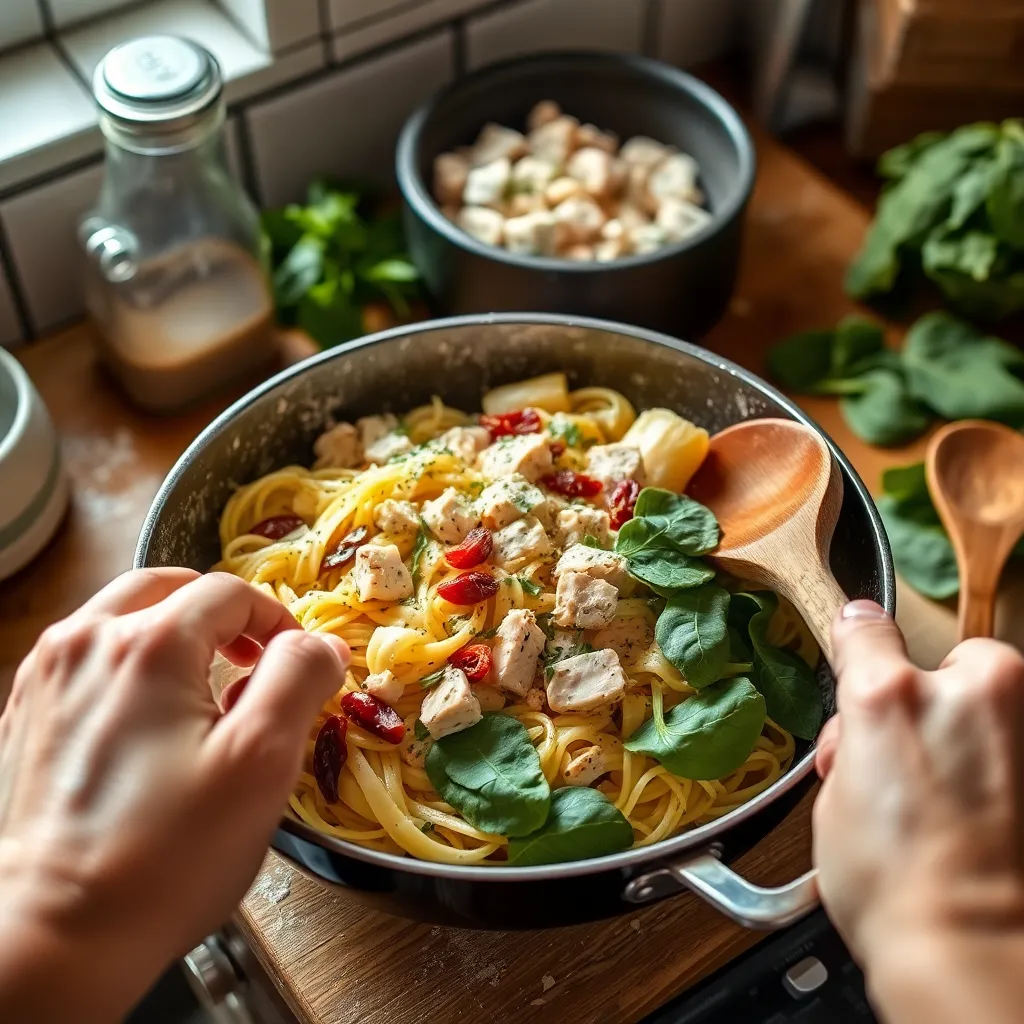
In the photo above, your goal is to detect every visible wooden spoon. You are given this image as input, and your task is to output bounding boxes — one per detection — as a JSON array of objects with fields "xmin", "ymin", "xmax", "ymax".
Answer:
[
  {"xmin": 926, "ymin": 420, "xmax": 1024, "ymax": 641},
  {"xmin": 688, "ymin": 418, "xmax": 847, "ymax": 664}
]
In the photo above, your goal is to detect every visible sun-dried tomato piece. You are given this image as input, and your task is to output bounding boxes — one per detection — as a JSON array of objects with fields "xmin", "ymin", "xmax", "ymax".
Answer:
[
  {"xmin": 479, "ymin": 408, "xmax": 542, "ymax": 440},
  {"xmin": 340, "ymin": 690, "xmax": 406, "ymax": 744},
  {"xmin": 445, "ymin": 527, "xmax": 493, "ymax": 569},
  {"xmin": 540, "ymin": 470, "xmax": 603, "ymax": 499},
  {"xmin": 548, "ymin": 439, "xmax": 567, "ymax": 458},
  {"xmin": 436, "ymin": 570, "xmax": 500, "ymax": 606},
  {"xmin": 449, "ymin": 643, "xmax": 493, "ymax": 682},
  {"xmin": 322, "ymin": 525, "xmax": 368, "ymax": 571},
  {"xmin": 313, "ymin": 715, "xmax": 348, "ymax": 803},
  {"xmin": 250, "ymin": 514, "xmax": 304, "ymax": 540},
  {"xmin": 608, "ymin": 479, "xmax": 641, "ymax": 530}
]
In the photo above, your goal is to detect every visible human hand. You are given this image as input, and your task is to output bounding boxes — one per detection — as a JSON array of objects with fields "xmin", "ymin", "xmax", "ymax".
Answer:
[
  {"xmin": 814, "ymin": 601, "xmax": 1024, "ymax": 1023},
  {"xmin": 0, "ymin": 569, "xmax": 349, "ymax": 1023}
]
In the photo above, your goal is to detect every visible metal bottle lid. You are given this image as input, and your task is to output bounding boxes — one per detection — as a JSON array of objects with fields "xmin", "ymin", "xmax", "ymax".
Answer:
[{"xmin": 93, "ymin": 36, "xmax": 223, "ymax": 134}]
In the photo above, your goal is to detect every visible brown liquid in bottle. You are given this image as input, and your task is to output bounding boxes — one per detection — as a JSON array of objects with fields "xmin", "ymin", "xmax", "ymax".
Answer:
[{"xmin": 90, "ymin": 238, "xmax": 276, "ymax": 412}]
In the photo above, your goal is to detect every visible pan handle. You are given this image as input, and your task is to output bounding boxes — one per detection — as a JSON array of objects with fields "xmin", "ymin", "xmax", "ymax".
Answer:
[{"xmin": 624, "ymin": 851, "xmax": 819, "ymax": 930}]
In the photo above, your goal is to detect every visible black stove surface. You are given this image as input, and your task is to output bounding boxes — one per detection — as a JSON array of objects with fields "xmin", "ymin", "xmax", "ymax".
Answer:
[{"xmin": 642, "ymin": 911, "xmax": 877, "ymax": 1024}]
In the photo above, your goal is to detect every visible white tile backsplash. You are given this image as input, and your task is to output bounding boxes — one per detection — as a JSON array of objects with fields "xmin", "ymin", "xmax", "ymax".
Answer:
[
  {"xmin": 0, "ymin": 1, "xmax": 44, "ymax": 52},
  {"xmin": 330, "ymin": 0, "xmax": 486, "ymax": 63},
  {"xmin": 61, "ymin": 0, "xmax": 324, "ymax": 105},
  {"xmin": 217, "ymin": 0, "xmax": 321, "ymax": 52},
  {"xmin": 329, "ymin": 0, "xmax": 410, "ymax": 32},
  {"xmin": 0, "ymin": 266, "xmax": 23, "ymax": 348},
  {"xmin": 248, "ymin": 28, "xmax": 452, "ymax": 205},
  {"xmin": 657, "ymin": 0, "xmax": 739, "ymax": 68},
  {"xmin": 0, "ymin": 162, "xmax": 103, "ymax": 334},
  {"xmin": 466, "ymin": 0, "xmax": 645, "ymax": 69},
  {"xmin": 47, "ymin": 0, "xmax": 144, "ymax": 29},
  {"xmin": 0, "ymin": 42, "xmax": 99, "ymax": 194}
]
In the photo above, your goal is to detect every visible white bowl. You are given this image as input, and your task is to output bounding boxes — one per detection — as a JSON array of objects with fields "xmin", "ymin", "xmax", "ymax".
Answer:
[{"xmin": 0, "ymin": 346, "xmax": 69, "ymax": 581}]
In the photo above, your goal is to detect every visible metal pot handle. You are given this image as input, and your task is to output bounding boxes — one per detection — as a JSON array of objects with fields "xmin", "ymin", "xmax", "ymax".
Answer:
[{"xmin": 624, "ymin": 852, "xmax": 819, "ymax": 930}]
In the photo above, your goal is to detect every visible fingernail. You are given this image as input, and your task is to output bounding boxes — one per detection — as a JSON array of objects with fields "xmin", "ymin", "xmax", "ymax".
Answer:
[{"xmin": 841, "ymin": 600, "xmax": 888, "ymax": 620}]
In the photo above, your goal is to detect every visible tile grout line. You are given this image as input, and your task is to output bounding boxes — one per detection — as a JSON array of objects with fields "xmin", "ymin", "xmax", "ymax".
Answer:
[{"xmin": 0, "ymin": 217, "xmax": 40, "ymax": 342}]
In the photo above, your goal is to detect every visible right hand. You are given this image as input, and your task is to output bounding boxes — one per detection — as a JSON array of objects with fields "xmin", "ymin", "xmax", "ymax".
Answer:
[{"xmin": 814, "ymin": 601, "xmax": 1024, "ymax": 1021}]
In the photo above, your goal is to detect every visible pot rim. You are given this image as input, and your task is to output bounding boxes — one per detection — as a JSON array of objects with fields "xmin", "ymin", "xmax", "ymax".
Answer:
[
  {"xmin": 395, "ymin": 50, "xmax": 757, "ymax": 275},
  {"xmin": 136, "ymin": 312, "xmax": 895, "ymax": 882}
]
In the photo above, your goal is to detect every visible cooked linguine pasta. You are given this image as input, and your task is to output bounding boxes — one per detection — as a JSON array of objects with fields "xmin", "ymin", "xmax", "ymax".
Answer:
[{"xmin": 214, "ymin": 374, "xmax": 818, "ymax": 866}]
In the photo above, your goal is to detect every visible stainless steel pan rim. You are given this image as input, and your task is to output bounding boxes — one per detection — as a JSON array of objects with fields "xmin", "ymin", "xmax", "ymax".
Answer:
[{"xmin": 135, "ymin": 311, "xmax": 895, "ymax": 888}]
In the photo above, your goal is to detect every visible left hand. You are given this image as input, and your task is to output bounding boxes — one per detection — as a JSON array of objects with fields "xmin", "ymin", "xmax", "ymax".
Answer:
[{"xmin": 0, "ymin": 569, "xmax": 349, "ymax": 1023}]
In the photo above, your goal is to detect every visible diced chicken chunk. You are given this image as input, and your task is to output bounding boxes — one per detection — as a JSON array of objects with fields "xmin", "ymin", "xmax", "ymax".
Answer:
[
  {"xmin": 586, "ymin": 443, "xmax": 646, "ymax": 492},
  {"xmin": 506, "ymin": 192, "xmax": 547, "ymax": 217},
  {"xmin": 477, "ymin": 475, "xmax": 547, "ymax": 530},
  {"xmin": 593, "ymin": 615, "xmax": 654, "ymax": 667},
  {"xmin": 530, "ymin": 493, "xmax": 568, "ymax": 534},
  {"xmin": 457, "ymin": 206, "xmax": 504, "ymax": 246},
  {"xmin": 491, "ymin": 516, "xmax": 552, "ymax": 568},
  {"xmin": 480, "ymin": 433, "xmax": 553, "ymax": 483},
  {"xmin": 360, "ymin": 669, "xmax": 404, "ymax": 706},
  {"xmin": 647, "ymin": 152, "xmax": 703, "ymax": 208},
  {"xmin": 503, "ymin": 211, "xmax": 559, "ymax": 256},
  {"xmin": 556, "ymin": 507, "xmax": 612, "ymax": 549},
  {"xmin": 421, "ymin": 487, "xmax": 479, "ymax": 544},
  {"xmin": 525, "ymin": 687, "xmax": 546, "ymax": 712},
  {"xmin": 433, "ymin": 152, "xmax": 470, "ymax": 206},
  {"xmin": 313, "ymin": 422, "xmax": 362, "ymax": 469},
  {"xmin": 528, "ymin": 115, "xmax": 579, "ymax": 167},
  {"xmin": 420, "ymin": 665, "xmax": 482, "ymax": 739},
  {"xmin": 595, "ymin": 238, "xmax": 624, "ymax": 262},
  {"xmin": 555, "ymin": 544, "xmax": 631, "ymax": 592},
  {"xmin": 527, "ymin": 99, "xmax": 561, "ymax": 132},
  {"xmin": 553, "ymin": 571, "xmax": 618, "ymax": 629},
  {"xmin": 545, "ymin": 175, "xmax": 584, "ymax": 207},
  {"xmin": 618, "ymin": 202, "xmax": 650, "ymax": 233},
  {"xmin": 565, "ymin": 146, "xmax": 615, "ymax": 198},
  {"xmin": 489, "ymin": 608, "xmax": 546, "ymax": 697},
  {"xmin": 547, "ymin": 648, "xmax": 627, "ymax": 713},
  {"xmin": 511, "ymin": 155, "xmax": 558, "ymax": 194},
  {"xmin": 565, "ymin": 244, "xmax": 595, "ymax": 261},
  {"xmin": 575, "ymin": 123, "xmax": 618, "ymax": 154},
  {"xmin": 630, "ymin": 223, "xmax": 672, "ymax": 254},
  {"xmin": 373, "ymin": 499, "xmax": 421, "ymax": 537},
  {"xmin": 620, "ymin": 135, "xmax": 675, "ymax": 169},
  {"xmin": 463, "ymin": 157, "xmax": 511, "ymax": 208},
  {"xmin": 358, "ymin": 414, "xmax": 412, "ymax": 464},
  {"xmin": 353, "ymin": 543, "xmax": 414, "ymax": 602},
  {"xmin": 471, "ymin": 123, "xmax": 527, "ymax": 167},
  {"xmin": 437, "ymin": 425, "xmax": 490, "ymax": 464},
  {"xmin": 656, "ymin": 197, "xmax": 712, "ymax": 242},
  {"xmin": 562, "ymin": 743, "xmax": 616, "ymax": 786},
  {"xmin": 552, "ymin": 195, "xmax": 606, "ymax": 244}
]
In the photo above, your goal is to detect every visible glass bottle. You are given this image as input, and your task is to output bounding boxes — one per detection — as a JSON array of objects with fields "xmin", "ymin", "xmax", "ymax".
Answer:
[{"xmin": 79, "ymin": 36, "xmax": 276, "ymax": 412}]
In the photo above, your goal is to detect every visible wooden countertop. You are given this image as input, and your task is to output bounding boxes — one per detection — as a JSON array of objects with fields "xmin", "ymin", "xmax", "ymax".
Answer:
[{"xmin": 3, "ymin": 119, "xmax": 1022, "ymax": 1024}]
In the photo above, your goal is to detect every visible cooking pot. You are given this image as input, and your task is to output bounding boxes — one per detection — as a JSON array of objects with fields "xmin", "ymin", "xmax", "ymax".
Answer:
[{"xmin": 135, "ymin": 314, "xmax": 894, "ymax": 930}]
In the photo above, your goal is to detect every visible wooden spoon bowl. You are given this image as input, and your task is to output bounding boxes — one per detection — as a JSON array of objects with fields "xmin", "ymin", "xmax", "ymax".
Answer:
[
  {"xmin": 926, "ymin": 420, "xmax": 1024, "ymax": 641},
  {"xmin": 689, "ymin": 418, "xmax": 847, "ymax": 663}
]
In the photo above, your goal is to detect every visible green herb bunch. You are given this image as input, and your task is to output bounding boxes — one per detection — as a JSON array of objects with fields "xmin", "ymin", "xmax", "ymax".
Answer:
[
  {"xmin": 261, "ymin": 180, "xmax": 420, "ymax": 348},
  {"xmin": 769, "ymin": 311, "xmax": 1024, "ymax": 446},
  {"xmin": 847, "ymin": 120, "xmax": 1024, "ymax": 321}
]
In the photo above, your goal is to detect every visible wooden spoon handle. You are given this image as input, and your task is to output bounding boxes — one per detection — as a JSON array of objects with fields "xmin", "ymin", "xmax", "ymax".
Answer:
[
  {"xmin": 958, "ymin": 585, "xmax": 996, "ymax": 641},
  {"xmin": 781, "ymin": 562, "xmax": 848, "ymax": 667}
]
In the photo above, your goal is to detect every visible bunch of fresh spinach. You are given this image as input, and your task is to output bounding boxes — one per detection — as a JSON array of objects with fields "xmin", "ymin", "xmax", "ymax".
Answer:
[
  {"xmin": 769, "ymin": 311, "xmax": 1024, "ymax": 445},
  {"xmin": 614, "ymin": 489, "xmax": 824, "ymax": 777},
  {"xmin": 878, "ymin": 462, "xmax": 1024, "ymax": 599},
  {"xmin": 427, "ymin": 715, "xmax": 634, "ymax": 864},
  {"xmin": 261, "ymin": 180, "xmax": 420, "ymax": 348},
  {"xmin": 846, "ymin": 119, "xmax": 1024, "ymax": 321}
]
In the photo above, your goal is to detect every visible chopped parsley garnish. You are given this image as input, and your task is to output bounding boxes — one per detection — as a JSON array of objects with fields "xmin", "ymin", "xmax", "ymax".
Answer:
[
  {"xmin": 580, "ymin": 533, "xmax": 602, "ymax": 548},
  {"xmin": 419, "ymin": 668, "xmax": 445, "ymax": 689},
  {"xmin": 543, "ymin": 632, "xmax": 594, "ymax": 679},
  {"xmin": 414, "ymin": 719, "xmax": 431, "ymax": 741},
  {"xmin": 410, "ymin": 518, "xmax": 431, "ymax": 586},
  {"xmin": 475, "ymin": 625, "xmax": 500, "ymax": 639},
  {"xmin": 420, "ymin": 821, "xmax": 435, "ymax": 834},
  {"xmin": 549, "ymin": 417, "xmax": 583, "ymax": 448},
  {"xmin": 517, "ymin": 575, "xmax": 544, "ymax": 596}
]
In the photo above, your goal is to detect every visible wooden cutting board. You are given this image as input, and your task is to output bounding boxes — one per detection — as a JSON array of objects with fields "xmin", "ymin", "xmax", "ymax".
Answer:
[{"xmin": 3, "ymin": 117, "xmax": 1021, "ymax": 1024}]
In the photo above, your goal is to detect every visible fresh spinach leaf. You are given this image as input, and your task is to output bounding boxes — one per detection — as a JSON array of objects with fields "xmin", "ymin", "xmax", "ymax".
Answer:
[
  {"xmin": 630, "ymin": 488, "xmax": 720, "ymax": 555},
  {"xmin": 731, "ymin": 592, "xmax": 823, "ymax": 740},
  {"xmin": 414, "ymin": 719, "xmax": 431, "ymax": 741},
  {"xmin": 879, "ymin": 494, "xmax": 959, "ymax": 600},
  {"xmin": 767, "ymin": 317, "xmax": 890, "ymax": 395},
  {"xmin": 655, "ymin": 585, "xmax": 731, "ymax": 689},
  {"xmin": 296, "ymin": 278, "xmax": 363, "ymax": 348},
  {"xmin": 425, "ymin": 714, "xmax": 550, "ymax": 837},
  {"xmin": 506, "ymin": 788, "xmax": 634, "ymax": 865},
  {"xmin": 620, "ymin": 545, "xmax": 716, "ymax": 594},
  {"xmin": 986, "ymin": 128, "xmax": 1024, "ymax": 249},
  {"xmin": 877, "ymin": 130, "xmax": 945, "ymax": 181},
  {"xmin": 839, "ymin": 368, "xmax": 933, "ymax": 446},
  {"xmin": 272, "ymin": 235, "xmax": 324, "ymax": 307},
  {"xmin": 902, "ymin": 312, "xmax": 1024, "ymax": 427},
  {"xmin": 624, "ymin": 678, "xmax": 766, "ymax": 780}
]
